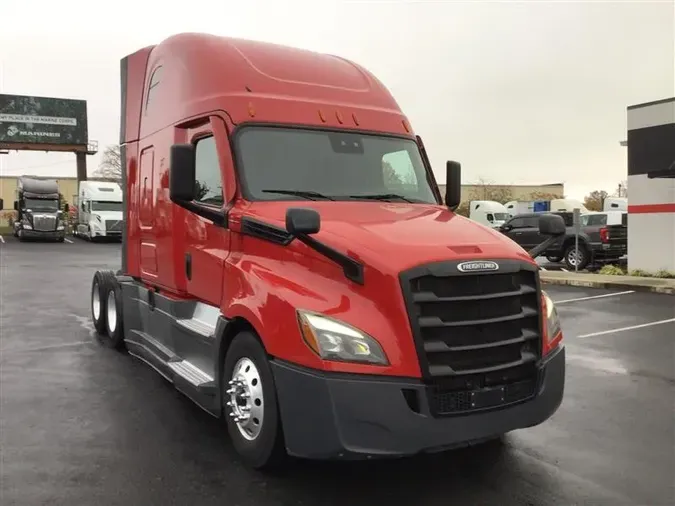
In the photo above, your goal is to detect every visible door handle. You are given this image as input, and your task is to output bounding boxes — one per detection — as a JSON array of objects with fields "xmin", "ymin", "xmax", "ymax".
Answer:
[
  {"xmin": 515, "ymin": 232, "xmax": 523, "ymax": 235},
  {"xmin": 185, "ymin": 253, "xmax": 192, "ymax": 280}
]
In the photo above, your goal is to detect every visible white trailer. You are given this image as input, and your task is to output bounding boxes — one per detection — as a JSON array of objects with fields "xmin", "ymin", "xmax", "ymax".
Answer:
[
  {"xmin": 73, "ymin": 181, "xmax": 123, "ymax": 241},
  {"xmin": 469, "ymin": 200, "xmax": 510, "ymax": 228}
]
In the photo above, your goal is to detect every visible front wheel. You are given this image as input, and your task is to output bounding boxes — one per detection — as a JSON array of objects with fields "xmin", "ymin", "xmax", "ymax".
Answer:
[
  {"xmin": 546, "ymin": 255, "xmax": 563, "ymax": 263},
  {"xmin": 223, "ymin": 331, "xmax": 287, "ymax": 470}
]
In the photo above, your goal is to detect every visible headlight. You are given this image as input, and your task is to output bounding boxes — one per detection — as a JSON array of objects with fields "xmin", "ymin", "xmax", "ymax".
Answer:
[
  {"xmin": 297, "ymin": 310, "xmax": 389, "ymax": 366},
  {"xmin": 542, "ymin": 290, "xmax": 562, "ymax": 349},
  {"xmin": 22, "ymin": 219, "xmax": 32, "ymax": 230}
]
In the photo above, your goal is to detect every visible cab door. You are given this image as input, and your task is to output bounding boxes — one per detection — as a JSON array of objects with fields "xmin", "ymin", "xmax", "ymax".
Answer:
[{"xmin": 181, "ymin": 116, "xmax": 233, "ymax": 306}]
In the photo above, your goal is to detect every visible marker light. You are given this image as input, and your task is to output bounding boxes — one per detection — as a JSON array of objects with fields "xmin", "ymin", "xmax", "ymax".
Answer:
[
  {"xmin": 542, "ymin": 290, "xmax": 563, "ymax": 354},
  {"xmin": 297, "ymin": 310, "xmax": 388, "ymax": 366}
]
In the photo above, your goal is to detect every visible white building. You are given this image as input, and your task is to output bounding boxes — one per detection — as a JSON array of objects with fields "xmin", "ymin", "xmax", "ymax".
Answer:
[{"xmin": 625, "ymin": 97, "xmax": 675, "ymax": 273}]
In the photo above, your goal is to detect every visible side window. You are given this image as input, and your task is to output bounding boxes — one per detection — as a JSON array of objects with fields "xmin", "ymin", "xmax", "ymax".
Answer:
[
  {"xmin": 580, "ymin": 214, "xmax": 590, "ymax": 227},
  {"xmin": 194, "ymin": 136, "xmax": 223, "ymax": 206},
  {"xmin": 523, "ymin": 217, "xmax": 540, "ymax": 228},
  {"xmin": 509, "ymin": 218, "xmax": 526, "ymax": 228},
  {"xmin": 145, "ymin": 66, "xmax": 163, "ymax": 113},
  {"xmin": 587, "ymin": 214, "xmax": 607, "ymax": 226},
  {"xmin": 382, "ymin": 150, "xmax": 418, "ymax": 190}
]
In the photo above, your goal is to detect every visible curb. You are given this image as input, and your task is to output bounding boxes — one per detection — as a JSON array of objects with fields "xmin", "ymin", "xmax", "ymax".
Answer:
[{"xmin": 540, "ymin": 277, "xmax": 675, "ymax": 295}]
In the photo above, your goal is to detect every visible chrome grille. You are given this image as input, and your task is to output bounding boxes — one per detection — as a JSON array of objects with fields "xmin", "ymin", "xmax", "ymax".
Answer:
[
  {"xmin": 400, "ymin": 259, "xmax": 543, "ymax": 416},
  {"xmin": 105, "ymin": 220, "xmax": 123, "ymax": 233},
  {"xmin": 32, "ymin": 215, "xmax": 57, "ymax": 232}
]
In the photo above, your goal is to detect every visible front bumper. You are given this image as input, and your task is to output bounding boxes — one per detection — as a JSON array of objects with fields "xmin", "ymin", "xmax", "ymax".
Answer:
[
  {"xmin": 272, "ymin": 346, "xmax": 565, "ymax": 460},
  {"xmin": 20, "ymin": 229, "xmax": 65, "ymax": 240}
]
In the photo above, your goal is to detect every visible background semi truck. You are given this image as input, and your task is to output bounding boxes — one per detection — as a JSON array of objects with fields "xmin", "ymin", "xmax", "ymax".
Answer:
[
  {"xmin": 89, "ymin": 33, "xmax": 567, "ymax": 470},
  {"xmin": 12, "ymin": 176, "xmax": 67, "ymax": 242},
  {"xmin": 73, "ymin": 181, "xmax": 123, "ymax": 241},
  {"xmin": 469, "ymin": 200, "xmax": 510, "ymax": 228}
]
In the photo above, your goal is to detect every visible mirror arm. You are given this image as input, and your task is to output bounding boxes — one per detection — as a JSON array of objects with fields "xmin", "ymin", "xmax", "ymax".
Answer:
[
  {"xmin": 528, "ymin": 235, "xmax": 561, "ymax": 259},
  {"xmin": 295, "ymin": 234, "xmax": 364, "ymax": 284},
  {"xmin": 172, "ymin": 198, "xmax": 228, "ymax": 227}
]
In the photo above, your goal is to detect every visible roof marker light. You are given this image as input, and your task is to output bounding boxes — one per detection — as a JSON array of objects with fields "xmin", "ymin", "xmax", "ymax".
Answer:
[
  {"xmin": 318, "ymin": 110, "xmax": 326, "ymax": 123},
  {"xmin": 352, "ymin": 113, "xmax": 359, "ymax": 126},
  {"xmin": 336, "ymin": 111, "xmax": 344, "ymax": 124},
  {"xmin": 248, "ymin": 102, "xmax": 256, "ymax": 117},
  {"xmin": 402, "ymin": 119, "xmax": 410, "ymax": 133}
]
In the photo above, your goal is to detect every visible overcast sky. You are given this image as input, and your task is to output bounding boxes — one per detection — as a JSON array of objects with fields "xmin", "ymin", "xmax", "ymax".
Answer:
[{"xmin": 0, "ymin": 0, "xmax": 673, "ymax": 199}]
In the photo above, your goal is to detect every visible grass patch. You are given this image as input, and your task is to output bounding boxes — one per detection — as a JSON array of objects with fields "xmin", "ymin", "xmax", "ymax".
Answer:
[{"xmin": 599, "ymin": 264, "xmax": 675, "ymax": 278}]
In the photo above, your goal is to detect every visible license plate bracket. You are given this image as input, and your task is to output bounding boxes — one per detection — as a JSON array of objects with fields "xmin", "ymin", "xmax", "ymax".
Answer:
[{"xmin": 470, "ymin": 386, "xmax": 506, "ymax": 409}]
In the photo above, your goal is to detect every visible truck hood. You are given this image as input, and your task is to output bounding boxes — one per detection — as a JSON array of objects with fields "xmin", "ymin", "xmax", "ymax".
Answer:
[
  {"xmin": 243, "ymin": 201, "xmax": 534, "ymax": 273},
  {"xmin": 91, "ymin": 211, "xmax": 123, "ymax": 221}
]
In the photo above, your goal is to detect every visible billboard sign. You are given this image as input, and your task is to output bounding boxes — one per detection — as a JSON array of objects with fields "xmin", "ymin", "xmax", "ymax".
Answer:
[{"xmin": 0, "ymin": 94, "xmax": 88, "ymax": 146}]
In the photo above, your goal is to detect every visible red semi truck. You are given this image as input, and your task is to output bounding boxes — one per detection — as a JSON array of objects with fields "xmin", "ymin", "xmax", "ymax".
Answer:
[{"xmin": 90, "ymin": 33, "xmax": 567, "ymax": 469}]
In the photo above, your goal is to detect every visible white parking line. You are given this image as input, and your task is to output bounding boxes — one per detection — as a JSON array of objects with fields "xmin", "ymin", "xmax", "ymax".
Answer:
[
  {"xmin": 64, "ymin": 237, "xmax": 73, "ymax": 244},
  {"xmin": 561, "ymin": 268, "xmax": 569, "ymax": 272},
  {"xmin": 540, "ymin": 266, "xmax": 547, "ymax": 271},
  {"xmin": 577, "ymin": 318, "xmax": 675, "ymax": 339},
  {"xmin": 0, "ymin": 235, "xmax": 4, "ymax": 244},
  {"xmin": 555, "ymin": 290, "xmax": 635, "ymax": 304}
]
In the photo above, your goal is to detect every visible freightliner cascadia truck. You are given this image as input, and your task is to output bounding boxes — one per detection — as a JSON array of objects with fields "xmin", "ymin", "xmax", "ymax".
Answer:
[{"xmin": 90, "ymin": 33, "xmax": 567, "ymax": 470}]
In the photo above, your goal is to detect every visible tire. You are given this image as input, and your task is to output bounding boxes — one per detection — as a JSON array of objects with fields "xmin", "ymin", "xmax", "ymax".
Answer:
[
  {"xmin": 91, "ymin": 270, "xmax": 116, "ymax": 336},
  {"xmin": 57, "ymin": 236, "xmax": 65, "ymax": 243},
  {"xmin": 103, "ymin": 281, "xmax": 126, "ymax": 350},
  {"xmin": 223, "ymin": 331, "xmax": 287, "ymax": 470},
  {"xmin": 563, "ymin": 243, "xmax": 590, "ymax": 270},
  {"xmin": 546, "ymin": 255, "xmax": 563, "ymax": 263}
]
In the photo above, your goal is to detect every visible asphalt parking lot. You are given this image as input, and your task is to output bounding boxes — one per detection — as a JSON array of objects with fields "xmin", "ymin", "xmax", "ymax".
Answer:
[{"xmin": 1, "ymin": 236, "xmax": 673, "ymax": 506}]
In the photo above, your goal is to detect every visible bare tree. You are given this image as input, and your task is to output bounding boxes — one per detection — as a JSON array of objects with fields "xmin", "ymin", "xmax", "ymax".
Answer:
[
  {"xmin": 613, "ymin": 180, "xmax": 627, "ymax": 198},
  {"xmin": 584, "ymin": 190, "xmax": 609, "ymax": 211},
  {"xmin": 467, "ymin": 178, "xmax": 514, "ymax": 204},
  {"xmin": 93, "ymin": 144, "xmax": 122, "ymax": 180}
]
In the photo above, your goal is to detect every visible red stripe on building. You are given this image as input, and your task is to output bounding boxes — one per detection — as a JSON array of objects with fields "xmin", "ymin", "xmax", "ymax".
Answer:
[{"xmin": 628, "ymin": 203, "xmax": 675, "ymax": 214}]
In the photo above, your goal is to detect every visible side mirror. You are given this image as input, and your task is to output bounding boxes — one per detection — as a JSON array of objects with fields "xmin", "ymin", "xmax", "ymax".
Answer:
[
  {"xmin": 500, "ymin": 223, "xmax": 512, "ymax": 232},
  {"xmin": 13, "ymin": 201, "xmax": 18, "ymax": 211},
  {"xmin": 539, "ymin": 214, "xmax": 566, "ymax": 236},
  {"xmin": 445, "ymin": 161, "xmax": 461, "ymax": 210},
  {"xmin": 286, "ymin": 208, "xmax": 320, "ymax": 235},
  {"xmin": 169, "ymin": 144, "xmax": 196, "ymax": 202}
]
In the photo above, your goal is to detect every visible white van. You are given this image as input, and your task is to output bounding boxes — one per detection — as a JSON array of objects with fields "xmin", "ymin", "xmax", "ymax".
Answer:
[
  {"xmin": 73, "ymin": 181, "xmax": 123, "ymax": 241},
  {"xmin": 469, "ymin": 200, "xmax": 510, "ymax": 229}
]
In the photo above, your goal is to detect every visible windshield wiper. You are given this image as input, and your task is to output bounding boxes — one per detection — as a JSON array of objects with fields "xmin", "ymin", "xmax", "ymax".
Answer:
[
  {"xmin": 348, "ymin": 193, "xmax": 417, "ymax": 203},
  {"xmin": 261, "ymin": 189, "xmax": 335, "ymax": 201}
]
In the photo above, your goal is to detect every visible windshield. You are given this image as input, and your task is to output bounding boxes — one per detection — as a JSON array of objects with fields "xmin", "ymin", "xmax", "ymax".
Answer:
[
  {"xmin": 91, "ymin": 200, "xmax": 122, "ymax": 212},
  {"xmin": 235, "ymin": 127, "xmax": 439, "ymax": 204},
  {"xmin": 24, "ymin": 198, "xmax": 59, "ymax": 212},
  {"xmin": 493, "ymin": 213, "xmax": 509, "ymax": 221}
]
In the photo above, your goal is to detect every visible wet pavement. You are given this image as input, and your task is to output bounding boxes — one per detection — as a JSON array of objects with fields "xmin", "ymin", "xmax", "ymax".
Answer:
[{"xmin": 1, "ymin": 237, "xmax": 673, "ymax": 506}]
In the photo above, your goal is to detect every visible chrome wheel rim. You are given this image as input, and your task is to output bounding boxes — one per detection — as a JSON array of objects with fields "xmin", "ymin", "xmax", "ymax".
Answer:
[
  {"xmin": 226, "ymin": 357, "xmax": 264, "ymax": 441},
  {"xmin": 106, "ymin": 290, "xmax": 117, "ymax": 334},
  {"xmin": 92, "ymin": 282, "xmax": 101, "ymax": 321},
  {"xmin": 568, "ymin": 248, "xmax": 584, "ymax": 267}
]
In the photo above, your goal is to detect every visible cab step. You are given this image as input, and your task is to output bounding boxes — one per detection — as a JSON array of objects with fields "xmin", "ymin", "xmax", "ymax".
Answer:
[{"xmin": 167, "ymin": 359, "xmax": 214, "ymax": 389}]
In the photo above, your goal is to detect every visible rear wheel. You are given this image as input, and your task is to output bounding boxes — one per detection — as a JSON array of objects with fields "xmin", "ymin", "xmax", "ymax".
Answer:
[
  {"xmin": 564, "ymin": 243, "xmax": 590, "ymax": 270},
  {"xmin": 91, "ymin": 270, "xmax": 116, "ymax": 336},
  {"xmin": 104, "ymin": 281, "xmax": 125, "ymax": 350},
  {"xmin": 223, "ymin": 331, "xmax": 287, "ymax": 470},
  {"xmin": 546, "ymin": 255, "xmax": 563, "ymax": 263}
]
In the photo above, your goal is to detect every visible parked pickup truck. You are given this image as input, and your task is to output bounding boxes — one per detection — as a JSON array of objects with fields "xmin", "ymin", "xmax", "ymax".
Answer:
[{"xmin": 500, "ymin": 211, "xmax": 627, "ymax": 270}]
